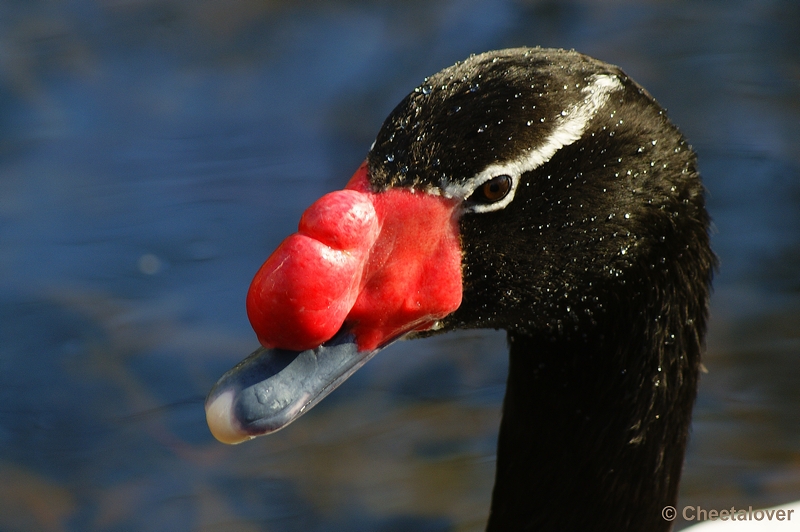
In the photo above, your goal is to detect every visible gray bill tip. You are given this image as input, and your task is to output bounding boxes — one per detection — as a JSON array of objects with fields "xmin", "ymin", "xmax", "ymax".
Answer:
[{"xmin": 205, "ymin": 331, "xmax": 387, "ymax": 445}]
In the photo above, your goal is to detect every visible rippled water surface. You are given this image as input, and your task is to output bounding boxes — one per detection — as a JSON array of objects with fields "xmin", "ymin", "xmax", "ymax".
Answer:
[{"xmin": 1, "ymin": 1, "xmax": 799, "ymax": 530}]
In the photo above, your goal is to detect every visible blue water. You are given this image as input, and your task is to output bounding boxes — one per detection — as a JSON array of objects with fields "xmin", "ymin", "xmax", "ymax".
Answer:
[{"xmin": 1, "ymin": 1, "xmax": 799, "ymax": 530}]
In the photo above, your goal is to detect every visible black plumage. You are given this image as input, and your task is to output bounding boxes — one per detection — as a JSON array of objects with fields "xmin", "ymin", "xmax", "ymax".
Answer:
[
  {"xmin": 208, "ymin": 47, "xmax": 715, "ymax": 532},
  {"xmin": 367, "ymin": 48, "xmax": 714, "ymax": 531}
]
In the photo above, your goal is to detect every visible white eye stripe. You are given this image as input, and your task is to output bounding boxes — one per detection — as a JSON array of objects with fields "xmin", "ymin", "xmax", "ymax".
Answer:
[
  {"xmin": 451, "ymin": 164, "xmax": 523, "ymax": 213},
  {"xmin": 443, "ymin": 73, "xmax": 622, "ymax": 213}
]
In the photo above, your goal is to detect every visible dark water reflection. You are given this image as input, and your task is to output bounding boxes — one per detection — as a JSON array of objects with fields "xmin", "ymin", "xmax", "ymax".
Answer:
[{"xmin": 1, "ymin": 1, "xmax": 799, "ymax": 530}]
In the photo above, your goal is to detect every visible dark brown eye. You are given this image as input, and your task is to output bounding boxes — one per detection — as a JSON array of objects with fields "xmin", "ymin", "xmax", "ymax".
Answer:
[{"xmin": 475, "ymin": 175, "xmax": 512, "ymax": 203}]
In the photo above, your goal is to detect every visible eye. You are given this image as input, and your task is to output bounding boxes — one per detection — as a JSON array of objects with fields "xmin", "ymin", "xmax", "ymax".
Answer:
[{"xmin": 471, "ymin": 175, "xmax": 512, "ymax": 203}]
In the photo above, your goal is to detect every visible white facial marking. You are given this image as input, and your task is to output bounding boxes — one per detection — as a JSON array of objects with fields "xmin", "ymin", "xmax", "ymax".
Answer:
[{"xmin": 445, "ymin": 73, "xmax": 622, "ymax": 213}]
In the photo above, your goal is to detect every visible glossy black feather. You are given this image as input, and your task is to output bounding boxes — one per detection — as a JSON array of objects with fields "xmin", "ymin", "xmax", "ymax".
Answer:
[{"xmin": 367, "ymin": 48, "xmax": 714, "ymax": 531}]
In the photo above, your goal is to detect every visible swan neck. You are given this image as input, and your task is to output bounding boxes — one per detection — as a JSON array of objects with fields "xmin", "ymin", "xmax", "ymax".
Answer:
[{"xmin": 487, "ymin": 324, "xmax": 699, "ymax": 531}]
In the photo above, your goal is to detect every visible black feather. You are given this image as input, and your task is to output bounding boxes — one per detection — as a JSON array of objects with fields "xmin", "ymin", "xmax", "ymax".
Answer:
[{"xmin": 368, "ymin": 48, "xmax": 714, "ymax": 531}]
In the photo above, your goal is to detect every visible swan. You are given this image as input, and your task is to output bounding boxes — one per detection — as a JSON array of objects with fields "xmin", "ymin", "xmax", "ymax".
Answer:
[{"xmin": 203, "ymin": 48, "xmax": 791, "ymax": 531}]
